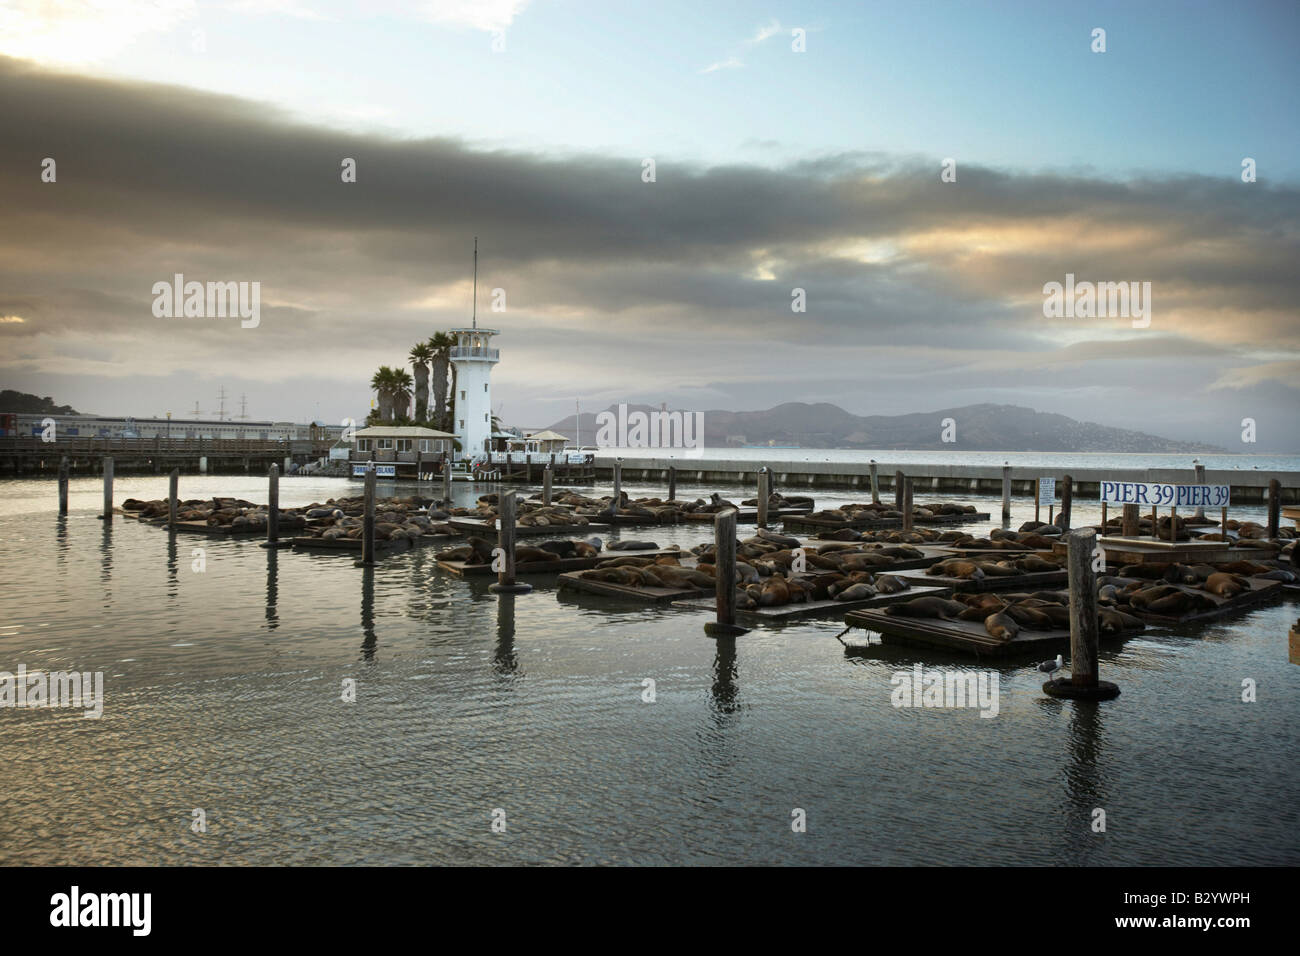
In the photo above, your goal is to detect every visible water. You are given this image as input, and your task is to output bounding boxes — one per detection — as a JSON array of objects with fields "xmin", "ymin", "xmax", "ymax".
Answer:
[{"xmin": 1, "ymin": 473, "xmax": 1297, "ymax": 865}]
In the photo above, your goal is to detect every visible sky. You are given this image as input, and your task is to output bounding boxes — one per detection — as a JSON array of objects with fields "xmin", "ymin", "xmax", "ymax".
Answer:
[{"xmin": 1, "ymin": 0, "xmax": 1298, "ymax": 450}]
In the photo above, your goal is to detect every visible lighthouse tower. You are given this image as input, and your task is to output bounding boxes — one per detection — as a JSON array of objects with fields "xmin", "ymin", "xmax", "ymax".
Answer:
[
  {"xmin": 449, "ymin": 325, "xmax": 498, "ymax": 459},
  {"xmin": 449, "ymin": 238, "xmax": 498, "ymax": 460}
]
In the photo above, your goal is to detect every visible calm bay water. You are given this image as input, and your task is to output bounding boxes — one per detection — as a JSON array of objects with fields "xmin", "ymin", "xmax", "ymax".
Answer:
[{"xmin": 1, "ymin": 471, "xmax": 1297, "ymax": 865}]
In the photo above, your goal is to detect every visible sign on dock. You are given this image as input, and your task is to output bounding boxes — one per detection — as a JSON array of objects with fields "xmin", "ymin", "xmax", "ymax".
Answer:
[
  {"xmin": 1099, "ymin": 481, "xmax": 1229, "ymax": 507},
  {"xmin": 353, "ymin": 464, "xmax": 396, "ymax": 477},
  {"xmin": 1037, "ymin": 478, "xmax": 1055, "ymax": 506}
]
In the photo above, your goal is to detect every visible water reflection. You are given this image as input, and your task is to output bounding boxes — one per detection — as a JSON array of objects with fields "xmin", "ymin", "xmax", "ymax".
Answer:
[
  {"xmin": 264, "ymin": 549, "xmax": 279, "ymax": 631},
  {"xmin": 99, "ymin": 524, "xmax": 112, "ymax": 603},
  {"xmin": 493, "ymin": 592, "xmax": 519, "ymax": 678},
  {"xmin": 1062, "ymin": 700, "xmax": 1108, "ymax": 859},
  {"xmin": 709, "ymin": 636, "xmax": 740, "ymax": 719},
  {"xmin": 166, "ymin": 531, "xmax": 179, "ymax": 599},
  {"xmin": 359, "ymin": 564, "xmax": 376, "ymax": 661},
  {"xmin": 55, "ymin": 515, "xmax": 69, "ymax": 574}
]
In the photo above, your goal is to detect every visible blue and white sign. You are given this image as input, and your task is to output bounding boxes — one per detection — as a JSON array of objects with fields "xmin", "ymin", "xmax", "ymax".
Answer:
[
  {"xmin": 567, "ymin": 453, "xmax": 586, "ymax": 465},
  {"xmin": 353, "ymin": 464, "xmax": 396, "ymax": 477},
  {"xmin": 1099, "ymin": 481, "xmax": 1230, "ymax": 508}
]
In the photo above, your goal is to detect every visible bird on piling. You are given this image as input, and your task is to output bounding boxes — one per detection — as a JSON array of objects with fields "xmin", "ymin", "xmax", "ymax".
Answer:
[{"xmin": 1037, "ymin": 654, "xmax": 1065, "ymax": 683}]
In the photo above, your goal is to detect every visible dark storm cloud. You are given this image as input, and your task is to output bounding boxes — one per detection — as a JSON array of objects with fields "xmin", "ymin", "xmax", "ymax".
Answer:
[{"xmin": 1, "ymin": 55, "xmax": 1297, "ymax": 447}]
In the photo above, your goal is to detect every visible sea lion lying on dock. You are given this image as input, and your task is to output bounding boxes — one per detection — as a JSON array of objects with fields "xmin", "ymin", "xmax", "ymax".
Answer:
[
  {"xmin": 883, "ymin": 596, "xmax": 966, "ymax": 619},
  {"xmin": 1204, "ymin": 572, "xmax": 1251, "ymax": 598}
]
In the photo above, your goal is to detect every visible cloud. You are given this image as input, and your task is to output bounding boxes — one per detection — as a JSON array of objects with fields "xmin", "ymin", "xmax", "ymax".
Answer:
[
  {"xmin": 1208, "ymin": 361, "xmax": 1300, "ymax": 391},
  {"xmin": 699, "ymin": 56, "xmax": 744, "ymax": 74},
  {"xmin": 417, "ymin": 0, "xmax": 531, "ymax": 33},
  {"xmin": 1, "ymin": 55, "xmax": 1297, "ymax": 447},
  {"xmin": 0, "ymin": 0, "xmax": 198, "ymax": 65},
  {"xmin": 746, "ymin": 19, "xmax": 783, "ymax": 45}
]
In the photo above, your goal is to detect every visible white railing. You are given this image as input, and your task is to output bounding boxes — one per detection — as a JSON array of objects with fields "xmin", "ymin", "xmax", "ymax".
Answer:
[{"xmin": 449, "ymin": 346, "xmax": 499, "ymax": 360}]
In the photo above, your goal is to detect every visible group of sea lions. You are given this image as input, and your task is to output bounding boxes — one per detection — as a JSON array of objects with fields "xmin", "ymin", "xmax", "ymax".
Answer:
[
  {"xmin": 801, "ymin": 500, "xmax": 979, "ymax": 526},
  {"xmin": 883, "ymin": 589, "xmax": 1146, "ymax": 642},
  {"xmin": 437, "ymin": 535, "xmax": 607, "ymax": 565},
  {"xmin": 122, "ymin": 496, "xmax": 309, "ymax": 532},
  {"xmin": 925, "ymin": 553, "xmax": 1063, "ymax": 580}
]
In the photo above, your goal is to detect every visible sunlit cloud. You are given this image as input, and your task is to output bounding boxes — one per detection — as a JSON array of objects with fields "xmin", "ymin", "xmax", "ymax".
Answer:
[{"xmin": 0, "ymin": 0, "xmax": 198, "ymax": 65}]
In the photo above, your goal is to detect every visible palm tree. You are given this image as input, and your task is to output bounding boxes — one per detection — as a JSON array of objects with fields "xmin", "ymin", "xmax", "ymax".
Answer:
[
  {"xmin": 428, "ymin": 332, "xmax": 454, "ymax": 428},
  {"xmin": 409, "ymin": 342, "xmax": 433, "ymax": 423},
  {"xmin": 369, "ymin": 366, "xmax": 395, "ymax": 423},
  {"xmin": 390, "ymin": 368, "xmax": 414, "ymax": 422}
]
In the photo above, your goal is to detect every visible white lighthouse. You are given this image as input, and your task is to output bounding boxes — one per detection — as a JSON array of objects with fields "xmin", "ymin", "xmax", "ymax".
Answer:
[
  {"xmin": 449, "ymin": 325, "xmax": 498, "ymax": 459},
  {"xmin": 449, "ymin": 238, "xmax": 499, "ymax": 460}
]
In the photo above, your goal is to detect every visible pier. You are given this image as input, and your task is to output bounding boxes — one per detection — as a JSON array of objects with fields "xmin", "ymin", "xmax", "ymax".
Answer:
[{"xmin": 590, "ymin": 456, "xmax": 1299, "ymax": 504}]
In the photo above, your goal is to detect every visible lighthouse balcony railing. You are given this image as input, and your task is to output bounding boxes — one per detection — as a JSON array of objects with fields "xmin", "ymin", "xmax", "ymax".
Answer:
[{"xmin": 449, "ymin": 346, "xmax": 499, "ymax": 360}]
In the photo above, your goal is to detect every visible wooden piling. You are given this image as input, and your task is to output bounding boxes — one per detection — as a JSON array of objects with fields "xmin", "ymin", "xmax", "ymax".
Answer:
[
  {"xmin": 1267, "ymin": 479, "xmax": 1281, "ymax": 539},
  {"xmin": 58, "ymin": 456, "xmax": 69, "ymax": 515},
  {"xmin": 756, "ymin": 467, "xmax": 770, "ymax": 529},
  {"xmin": 442, "ymin": 452, "xmax": 451, "ymax": 505},
  {"xmin": 1169, "ymin": 506, "xmax": 1177, "ymax": 542},
  {"xmin": 902, "ymin": 477, "xmax": 914, "ymax": 532},
  {"xmin": 542, "ymin": 463, "xmax": 553, "ymax": 506},
  {"xmin": 1060, "ymin": 474, "xmax": 1073, "ymax": 531},
  {"xmin": 1034, "ymin": 479, "xmax": 1041, "ymax": 523},
  {"xmin": 168, "ymin": 468, "xmax": 179, "ymax": 529},
  {"xmin": 361, "ymin": 466, "xmax": 376, "ymax": 566},
  {"xmin": 612, "ymin": 459, "xmax": 623, "ymax": 511},
  {"xmin": 1121, "ymin": 503, "xmax": 1139, "ymax": 538},
  {"xmin": 1045, "ymin": 528, "xmax": 1119, "ymax": 699},
  {"xmin": 868, "ymin": 460, "xmax": 879, "ymax": 505},
  {"xmin": 1193, "ymin": 463, "xmax": 1207, "ymax": 519},
  {"xmin": 1001, "ymin": 465, "xmax": 1011, "ymax": 521},
  {"xmin": 704, "ymin": 508, "xmax": 746, "ymax": 637},
  {"xmin": 101, "ymin": 456, "xmax": 113, "ymax": 522},
  {"xmin": 667, "ymin": 465, "xmax": 677, "ymax": 501},
  {"xmin": 266, "ymin": 463, "xmax": 280, "ymax": 544},
  {"xmin": 490, "ymin": 490, "xmax": 532, "ymax": 594},
  {"xmin": 894, "ymin": 470, "xmax": 904, "ymax": 510}
]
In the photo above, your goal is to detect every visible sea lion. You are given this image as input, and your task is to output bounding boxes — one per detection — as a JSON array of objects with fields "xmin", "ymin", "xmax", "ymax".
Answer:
[
  {"xmin": 1204, "ymin": 572, "xmax": 1250, "ymax": 598},
  {"xmin": 514, "ymin": 547, "xmax": 559, "ymax": 563},
  {"xmin": 873, "ymin": 574, "xmax": 910, "ymax": 594},
  {"xmin": 608, "ymin": 540, "xmax": 658, "ymax": 551},
  {"xmin": 883, "ymin": 597, "xmax": 966, "ymax": 619},
  {"xmin": 927, "ymin": 560, "xmax": 984, "ymax": 580},
  {"xmin": 833, "ymin": 582, "xmax": 877, "ymax": 602},
  {"xmin": 984, "ymin": 611, "xmax": 1019, "ymax": 641},
  {"xmin": 1014, "ymin": 555, "xmax": 1060, "ymax": 574},
  {"xmin": 755, "ymin": 528, "xmax": 800, "ymax": 548}
]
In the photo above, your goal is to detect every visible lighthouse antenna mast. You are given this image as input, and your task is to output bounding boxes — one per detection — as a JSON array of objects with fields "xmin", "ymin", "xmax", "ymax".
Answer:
[{"xmin": 472, "ymin": 236, "xmax": 478, "ymax": 330}]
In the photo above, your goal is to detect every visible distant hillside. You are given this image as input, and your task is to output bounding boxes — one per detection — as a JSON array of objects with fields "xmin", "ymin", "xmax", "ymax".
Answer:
[
  {"xmin": 547, "ymin": 402, "xmax": 1227, "ymax": 454},
  {"xmin": 0, "ymin": 389, "xmax": 80, "ymax": 415}
]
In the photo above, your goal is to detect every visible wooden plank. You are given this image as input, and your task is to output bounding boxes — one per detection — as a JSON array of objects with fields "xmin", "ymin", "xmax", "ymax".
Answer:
[
  {"xmin": 673, "ymin": 584, "xmax": 952, "ymax": 620},
  {"xmin": 447, "ymin": 516, "xmax": 611, "ymax": 537},
  {"xmin": 894, "ymin": 568, "xmax": 1067, "ymax": 593},
  {"xmin": 291, "ymin": 533, "xmax": 454, "ymax": 553},
  {"xmin": 438, "ymin": 547, "xmax": 683, "ymax": 578},
  {"xmin": 556, "ymin": 571, "xmax": 709, "ymax": 603},
  {"xmin": 844, "ymin": 608, "xmax": 1084, "ymax": 658}
]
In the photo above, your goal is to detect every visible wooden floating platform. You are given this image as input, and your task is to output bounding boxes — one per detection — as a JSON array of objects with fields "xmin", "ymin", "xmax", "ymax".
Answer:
[
  {"xmin": 672, "ymin": 584, "xmax": 952, "ymax": 621},
  {"xmin": 844, "ymin": 609, "xmax": 1088, "ymax": 658},
  {"xmin": 446, "ymin": 517, "xmax": 611, "ymax": 537},
  {"xmin": 894, "ymin": 568, "xmax": 1068, "ymax": 593},
  {"xmin": 1118, "ymin": 576, "xmax": 1283, "ymax": 625},
  {"xmin": 806, "ymin": 545, "xmax": 957, "ymax": 572},
  {"xmin": 290, "ymin": 533, "xmax": 455, "ymax": 554},
  {"xmin": 556, "ymin": 571, "xmax": 709, "ymax": 604},
  {"xmin": 782, "ymin": 511, "xmax": 989, "ymax": 533},
  {"xmin": 783, "ymin": 514, "xmax": 903, "ymax": 533},
  {"xmin": 916, "ymin": 512, "xmax": 991, "ymax": 525},
  {"xmin": 679, "ymin": 507, "xmax": 815, "ymax": 524},
  {"xmin": 437, "ymin": 547, "xmax": 683, "ymax": 578},
  {"xmin": 1066, "ymin": 536, "xmax": 1279, "ymax": 566}
]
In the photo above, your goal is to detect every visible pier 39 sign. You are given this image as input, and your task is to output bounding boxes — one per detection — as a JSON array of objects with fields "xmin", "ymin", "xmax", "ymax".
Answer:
[{"xmin": 1100, "ymin": 480, "xmax": 1230, "ymax": 508}]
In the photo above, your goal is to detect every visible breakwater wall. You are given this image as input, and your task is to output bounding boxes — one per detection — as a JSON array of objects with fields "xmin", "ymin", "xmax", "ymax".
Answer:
[{"xmin": 592, "ymin": 457, "xmax": 1299, "ymax": 504}]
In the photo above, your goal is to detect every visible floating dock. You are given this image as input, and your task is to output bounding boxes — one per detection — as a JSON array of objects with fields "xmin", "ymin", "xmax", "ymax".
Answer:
[
  {"xmin": 672, "ymin": 583, "xmax": 951, "ymax": 621},
  {"xmin": 893, "ymin": 567, "xmax": 1068, "ymax": 593},
  {"xmin": 1064, "ymin": 536, "xmax": 1280, "ymax": 565},
  {"xmin": 446, "ymin": 516, "xmax": 611, "ymax": 537},
  {"xmin": 556, "ymin": 572, "xmax": 709, "ymax": 604},
  {"xmin": 438, "ymin": 547, "xmax": 682, "ymax": 577},
  {"xmin": 844, "ymin": 609, "xmax": 1079, "ymax": 657}
]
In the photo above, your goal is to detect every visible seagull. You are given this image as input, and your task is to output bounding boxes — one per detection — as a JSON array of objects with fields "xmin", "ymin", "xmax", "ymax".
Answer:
[{"xmin": 1037, "ymin": 654, "xmax": 1065, "ymax": 683}]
